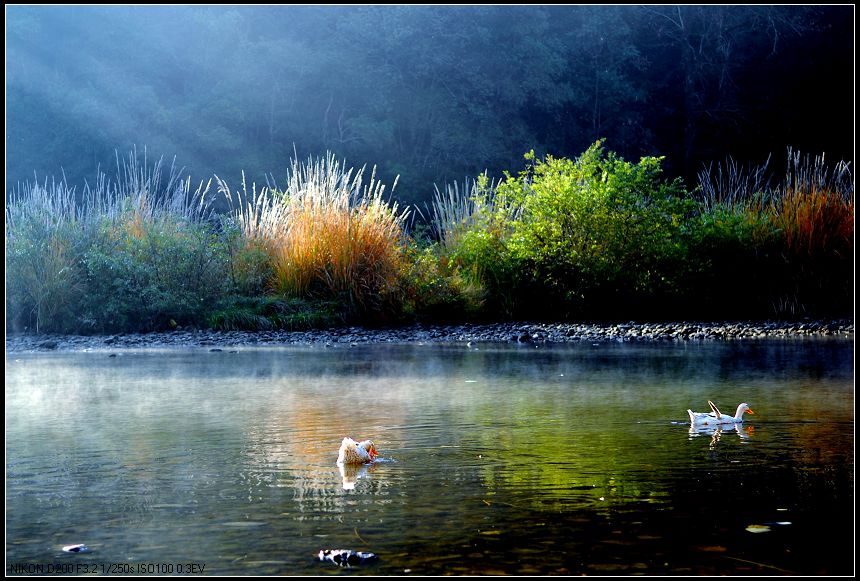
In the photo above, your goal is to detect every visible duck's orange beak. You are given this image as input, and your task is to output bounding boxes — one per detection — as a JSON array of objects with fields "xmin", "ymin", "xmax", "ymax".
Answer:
[
  {"xmin": 369, "ymin": 445, "xmax": 379, "ymax": 459},
  {"xmin": 745, "ymin": 408, "xmax": 755, "ymax": 415}
]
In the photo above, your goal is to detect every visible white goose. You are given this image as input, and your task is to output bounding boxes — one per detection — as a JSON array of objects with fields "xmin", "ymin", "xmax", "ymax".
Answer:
[
  {"xmin": 687, "ymin": 400, "xmax": 755, "ymax": 426},
  {"xmin": 337, "ymin": 437, "xmax": 379, "ymax": 465}
]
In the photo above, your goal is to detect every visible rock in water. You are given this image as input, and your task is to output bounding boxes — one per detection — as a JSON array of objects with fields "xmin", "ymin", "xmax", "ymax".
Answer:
[{"xmin": 318, "ymin": 549, "xmax": 378, "ymax": 567}]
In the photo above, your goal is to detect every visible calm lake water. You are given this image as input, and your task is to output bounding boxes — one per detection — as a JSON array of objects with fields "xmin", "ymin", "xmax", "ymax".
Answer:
[{"xmin": 6, "ymin": 339, "xmax": 854, "ymax": 575}]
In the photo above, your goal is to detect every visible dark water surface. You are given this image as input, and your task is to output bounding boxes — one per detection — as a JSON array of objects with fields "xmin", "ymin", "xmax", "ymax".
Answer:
[{"xmin": 6, "ymin": 339, "xmax": 854, "ymax": 575}]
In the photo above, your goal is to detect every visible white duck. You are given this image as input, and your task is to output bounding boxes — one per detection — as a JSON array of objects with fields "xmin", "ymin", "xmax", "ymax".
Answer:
[
  {"xmin": 687, "ymin": 400, "xmax": 755, "ymax": 426},
  {"xmin": 337, "ymin": 437, "xmax": 379, "ymax": 465}
]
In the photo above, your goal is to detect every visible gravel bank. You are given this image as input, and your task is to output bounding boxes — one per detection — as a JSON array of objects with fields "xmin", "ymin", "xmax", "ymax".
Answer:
[{"xmin": 5, "ymin": 320, "xmax": 853, "ymax": 352}]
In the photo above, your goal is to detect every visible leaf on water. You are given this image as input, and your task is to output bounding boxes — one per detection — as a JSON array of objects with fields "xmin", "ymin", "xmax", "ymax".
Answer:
[
  {"xmin": 745, "ymin": 524, "xmax": 771, "ymax": 533},
  {"xmin": 354, "ymin": 527, "xmax": 367, "ymax": 544},
  {"xmin": 696, "ymin": 545, "xmax": 728, "ymax": 553}
]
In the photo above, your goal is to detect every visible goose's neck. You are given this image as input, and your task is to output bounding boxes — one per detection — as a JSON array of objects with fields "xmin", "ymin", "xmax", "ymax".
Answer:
[{"xmin": 733, "ymin": 406, "xmax": 746, "ymax": 421}]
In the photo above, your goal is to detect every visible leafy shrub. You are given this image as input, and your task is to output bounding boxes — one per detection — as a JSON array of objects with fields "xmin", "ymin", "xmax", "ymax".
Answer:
[
  {"xmin": 498, "ymin": 142, "xmax": 694, "ymax": 317},
  {"xmin": 399, "ymin": 243, "xmax": 488, "ymax": 321},
  {"xmin": 218, "ymin": 215, "xmax": 274, "ymax": 297},
  {"xmin": 684, "ymin": 207, "xmax": 780, "ymax": 318},
  {"xmin": 427, "ymin": 174, "xmax": 521, "ymax": 316},
  {"xmin": 81, "ymin": 211, "xmax": 228, "ymax": 332}
]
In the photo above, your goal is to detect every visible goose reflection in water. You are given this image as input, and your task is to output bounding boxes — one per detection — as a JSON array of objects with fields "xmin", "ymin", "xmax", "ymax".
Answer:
[
  {"xmin": 338, "ymin": 461, "xmax": 375, "ymax": 490},
  {"xmin": 689, "ymin": 423, "xmax": 755, "ymax": 449}
]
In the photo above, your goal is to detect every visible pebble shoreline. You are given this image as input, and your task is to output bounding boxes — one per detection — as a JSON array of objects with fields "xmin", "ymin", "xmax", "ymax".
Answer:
[{"xmin": 5, "ymin": 320, "xmax": 853, "ymax": 352}]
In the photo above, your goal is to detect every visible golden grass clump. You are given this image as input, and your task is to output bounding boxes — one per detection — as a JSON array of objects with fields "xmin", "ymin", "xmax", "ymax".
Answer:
[
  {"xmin": 770, "ymin": 150, "xmax": 854, "ymax": 257},
  {"xmin": 696, "ymin": 148, "xmax": 854, "ymax": 257},
  {"xmin": 220, "ymin": 152, "xmax": 409, "ymax": 310}
]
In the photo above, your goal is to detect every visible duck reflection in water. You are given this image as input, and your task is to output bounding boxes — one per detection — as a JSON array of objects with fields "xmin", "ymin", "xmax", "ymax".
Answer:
[
  {"xmin": 338, "ymin": 462, "xmax": 376, "ymax": 490},
  {"xmin": 689, "ymin": 423, "xmax": 755, "ymax": 449}
]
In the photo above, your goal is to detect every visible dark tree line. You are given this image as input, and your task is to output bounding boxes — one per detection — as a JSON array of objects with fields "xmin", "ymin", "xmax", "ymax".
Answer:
[{"xmin": 7, "ymin": 5, "xmax": 853, "ymax": 205}]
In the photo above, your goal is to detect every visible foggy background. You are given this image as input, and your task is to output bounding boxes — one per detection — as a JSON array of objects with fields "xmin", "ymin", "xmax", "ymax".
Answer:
[{"xmin": 6, "ymin": 5, "xmax": 854, "ymax": 205}]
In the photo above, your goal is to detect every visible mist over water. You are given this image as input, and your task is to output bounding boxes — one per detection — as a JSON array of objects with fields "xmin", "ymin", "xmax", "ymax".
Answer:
[
  {"xmin": 6, "ymin": 340, "xmax": 854, "ymax": 574},
  {"xmin": 6, "ymin": 5, "xmax": 853, "ymax": 203}
]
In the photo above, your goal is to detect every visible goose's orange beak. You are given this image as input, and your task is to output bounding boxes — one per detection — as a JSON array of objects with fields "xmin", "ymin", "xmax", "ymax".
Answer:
[
  {"xmin": 369, "ymin": 445, "xmax": 379, "ymax": 459},
  {"xmin": 745, "ymin": 408, "xmax": 755, "ymax": 415}
]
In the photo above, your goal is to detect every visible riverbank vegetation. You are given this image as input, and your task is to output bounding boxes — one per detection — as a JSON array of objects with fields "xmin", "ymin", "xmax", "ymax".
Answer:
[{"xmin": 6, "ymin": 143, "xmax": 853, "ymax": 334}]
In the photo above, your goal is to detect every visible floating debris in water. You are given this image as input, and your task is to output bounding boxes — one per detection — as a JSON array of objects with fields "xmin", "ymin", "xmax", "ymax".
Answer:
[
  {"xmin": 318, "ymin": 549, "xmax": 378, "ymax": 567},
  {"xmin": 62, "ymin": 544, "xmax": 90, "ymax": 553}
]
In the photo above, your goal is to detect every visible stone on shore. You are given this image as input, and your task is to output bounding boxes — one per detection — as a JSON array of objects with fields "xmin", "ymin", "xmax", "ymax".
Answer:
[{"xmin": 5, "ymin": 320, "xmax": 853, "ymax": 353}]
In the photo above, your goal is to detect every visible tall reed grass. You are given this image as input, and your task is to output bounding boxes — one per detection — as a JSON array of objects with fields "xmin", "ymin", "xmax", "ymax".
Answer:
[
  {"xmin": 430, "ymin": 173, "xmax": 520, "ymax": 253},
  {"xmin": 695, "ymin": 148, "xmax": 854, "ymax": 316},
  {"xmin": 696, "ymin": 154, "xmax": 774, "ymax": 212},
  {"xmin": 219, "ymin": 152, "xmax": 409, "ymax": 312},
  {"xmin": 431, "ymin": 179, "xmax": 483, "ymax": 252},
  {"xmin": 773, "ymin": 148, "xmax": 854, "ymax": 256},
  {"xmin": 6, "ymin": 148, "xmax": 223, "ymax": 333},
  {"xmin": 696, "ymin": 148, "xmax": 853, "ymax": 255},
  {"xmin": 6, "ymin": 176, "xmax": 88, "ymax": 332}
]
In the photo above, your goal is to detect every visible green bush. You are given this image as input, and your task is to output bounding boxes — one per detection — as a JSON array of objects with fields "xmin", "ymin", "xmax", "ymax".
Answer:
[
  {"xmin": 399, "ymin": 243, "xmax": 488, "ymax": 321},
  {"xmin": 81, "ymin": 212, "xmax": 229, "ymax": 332},
  {"xmin": 498, "ymin": 142, "xmax": 694, "ymax": 317},
  {"xmin": 683, "ymin": 207, "xmax": 781, "ymax": 318},
  {"xmin": 218, "ymin": 215, "xmax": 274, "ymax": 297},
  {"xmin": 427, "ymin": 173, "xmax": 522, "ymax": 318}
]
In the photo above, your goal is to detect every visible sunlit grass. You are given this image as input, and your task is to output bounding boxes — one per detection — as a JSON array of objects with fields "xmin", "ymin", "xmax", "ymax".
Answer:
[
  {"xmin": 771, "ymin": 149, "xmax": 854, "ymax": 256},
  {"xmin": 695, "ymin": 148, "xmax": 853, "ymax": 254},
  {"xmin": 694, "ymin": 148, "xmax": 854, "ymax": 317},
  {"xmin": 6, "ymin": 143, "xmax": 852, "ymax": 334},
  {"xmin": 219, "ymin": 152, "xmax": 409, "ymax": 312}
]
